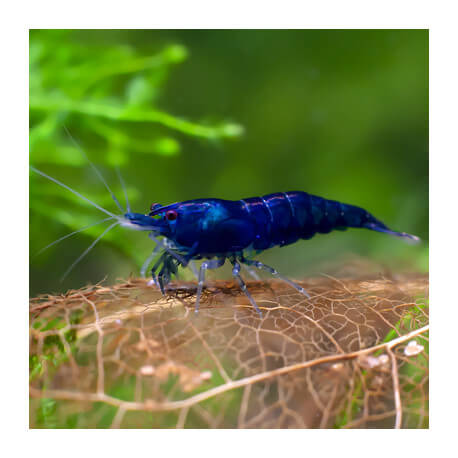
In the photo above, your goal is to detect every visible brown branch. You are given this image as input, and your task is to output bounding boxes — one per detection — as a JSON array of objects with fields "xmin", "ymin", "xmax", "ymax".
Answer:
[
  {"xmin": 30, "ymin": 325, "xmax": 428, "ymax": 413},
  {"xmin": 387, "ymin": 346, "xmax": 402, "ymax": 428}
]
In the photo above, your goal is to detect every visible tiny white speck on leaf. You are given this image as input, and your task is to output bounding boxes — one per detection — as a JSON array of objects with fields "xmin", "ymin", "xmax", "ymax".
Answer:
[
  {"xmin": 404, "ymin": 340, "xmax": 424, "ymax": 356},
  {"xmin": 140, "ymin": 365, "xmax": 156, "ymax": 376}
]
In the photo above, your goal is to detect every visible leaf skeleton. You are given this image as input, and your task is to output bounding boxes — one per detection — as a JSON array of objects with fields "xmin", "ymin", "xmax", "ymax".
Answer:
[{"xmin": 31, "ymin": 164, "xmax": 419, "ymax": 317}]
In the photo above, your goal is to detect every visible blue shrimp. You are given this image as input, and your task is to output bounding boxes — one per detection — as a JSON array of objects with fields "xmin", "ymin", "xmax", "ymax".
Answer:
[
  {"xmin": 124, "ymin": 193, "xmax": 419, "ymax": 316},
  {"xmin": 31, "ymin": 166, "xmax": 419, "ymax": 317}
]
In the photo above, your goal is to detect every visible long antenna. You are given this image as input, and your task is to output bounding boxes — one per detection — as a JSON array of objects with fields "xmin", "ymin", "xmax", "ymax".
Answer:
[
  {"xmin": 30, "ymin": 166, "xmax": 119, "ymax": 219},
  {"xmin": 60, "ymin": 220, "xmax": 120, "ymax": 281},
  {"xmin": 115, "ymin": 166, "xmax": 131, "ymax": 213},
  {"xmin": 33, "ymin": 216, "xmax": 115, "ymax": 258},
  {"xmin": 63, "ymin": 125, "xmax": 125, "ymax": 213}
]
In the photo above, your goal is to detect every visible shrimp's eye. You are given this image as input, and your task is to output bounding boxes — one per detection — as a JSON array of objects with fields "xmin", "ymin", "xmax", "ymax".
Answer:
[{"xmin": 165, "ymin": 210, "xmax": 178, "ymax": 221}]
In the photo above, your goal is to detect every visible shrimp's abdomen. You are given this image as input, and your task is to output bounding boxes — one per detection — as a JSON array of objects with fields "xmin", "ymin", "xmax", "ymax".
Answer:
[{"xmin": 241, "ymin": 191, "xmax": 418, "ymax": 251}]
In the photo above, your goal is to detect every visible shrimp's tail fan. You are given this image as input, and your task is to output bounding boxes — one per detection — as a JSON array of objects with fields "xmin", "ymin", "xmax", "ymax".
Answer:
[{"xmin": 363, "ymin": 221, "xmax": 420, "ymax": 244}]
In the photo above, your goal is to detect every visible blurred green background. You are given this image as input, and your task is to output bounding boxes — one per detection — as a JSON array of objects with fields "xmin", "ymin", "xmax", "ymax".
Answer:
[{"xmin": 29, "ymin": 29, "xmax": 428, "ymax": 297}]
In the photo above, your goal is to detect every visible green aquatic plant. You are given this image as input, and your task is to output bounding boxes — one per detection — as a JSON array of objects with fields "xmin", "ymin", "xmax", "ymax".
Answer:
[{"xmin": 30, "ymin": 30, "xmax": 243, "ymax": 286}]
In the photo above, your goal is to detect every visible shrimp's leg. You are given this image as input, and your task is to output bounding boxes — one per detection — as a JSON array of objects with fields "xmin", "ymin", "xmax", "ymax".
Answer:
[
  {"xmin": 241, "ymin": 264, "xmax": 261, "ymax": 281},
  {"xmin": 188, "ymin": 260, "xmax": 199, "ymax": 280},
  {"xmin": 241, "ymin": 258, "xmax": 310, "ymax": 299},
  {"xmin": 231, "ymin": 261, "xmax": 263, "ymax": 317},
  {"xmin": 150, "ymin": 252, "xmax": 167, "ymax": 291},
  {"xmin": 141, "ymin": 245, "xmax": 162, "ymax": 278},
  {"xmin": 157, "ymin": 255, "xmax": 179, "ymax": 294},
  {"xmin": 194, "ymin": 258, "xmax": 225, "ymax": 314}
]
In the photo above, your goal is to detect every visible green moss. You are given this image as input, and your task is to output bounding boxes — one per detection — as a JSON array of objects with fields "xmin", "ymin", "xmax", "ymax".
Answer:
[{"xmin": 35, "ymin": 398, "xmax": 58, "ymax": 428}]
